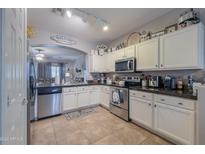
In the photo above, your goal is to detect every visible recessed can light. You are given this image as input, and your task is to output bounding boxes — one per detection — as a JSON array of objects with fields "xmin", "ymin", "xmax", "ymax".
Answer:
[
  {"xmin": 66, "ymin": 9, "xmax": 72, "ymax": 18},
  {"xmin": 103, "ymin": 25, "xmax": 109, "ymax": 31}
]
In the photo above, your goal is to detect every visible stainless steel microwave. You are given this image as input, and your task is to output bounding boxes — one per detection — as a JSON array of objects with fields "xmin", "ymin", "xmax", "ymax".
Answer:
[{"xmin": 115, "ymin": 58, "xmax": 136, "ymax": 73}]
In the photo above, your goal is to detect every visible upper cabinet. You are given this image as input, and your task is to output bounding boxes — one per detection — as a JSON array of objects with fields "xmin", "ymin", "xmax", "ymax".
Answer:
[
  {"xmin": 160, "ymin": 23, "xmax": 204, "ymax": 70},
  {"xmin": 137, "ymin": 38, "xmax": 159, "ymax": 70},
  {"xmin": 116, "ymin": 48, "xmax": 125, "ymax": 60},
  {"xmin": 90, "ymin": 45, "xmax": 135, "ymax": 73},
  {"xmin": 124, "ymin": 45, "xmax": 136, "ymax": 58},
  {"xmin": 116, "ymin": 45, "xmax": 136, "ymax": 60},
  {"xmin": 90, "ymin": 54, "xmax": 105, "ymax": 72},
  {"xmin": 136, "ymin": 23, "xmax": 204, "ymax": 71},
  {"xmin": 90, "ymin": 23, "xmax": 204, "ymax": 73}
]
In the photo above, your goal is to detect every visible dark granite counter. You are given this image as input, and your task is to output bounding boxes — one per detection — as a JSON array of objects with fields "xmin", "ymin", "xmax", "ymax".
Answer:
[
  {"xmin": 35, "ymin": 83, "xmax": 128, "ymax": 89},
  {"xmin": 129, "ymin": 86, "xmax": 197, "ymax": 100},
  {"xmin": 35, "ymin": 83, "xmax": 197, "ymax": 100}
]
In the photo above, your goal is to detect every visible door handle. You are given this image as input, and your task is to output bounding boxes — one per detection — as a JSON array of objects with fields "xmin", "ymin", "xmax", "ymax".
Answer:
[
  {"xmin": 22, "ymin": 98, "xmax": 28, "ymax": 105},
  {"xmin": 7, "ymin": 96, "xmax": 11, "ymax": 106}
]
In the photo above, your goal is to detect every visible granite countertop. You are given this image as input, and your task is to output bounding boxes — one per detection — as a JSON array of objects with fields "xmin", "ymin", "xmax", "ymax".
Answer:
[
  {"xmin": 35, "ymin": 83, "xmax": 197, "ymax": 100},
  {"xmin": 35, "ymin": 83, "xmax": 128, "ymax": 89},
  {"xmin": 129, "ymin": 86, "xmax": 197, "ymax": 100}
]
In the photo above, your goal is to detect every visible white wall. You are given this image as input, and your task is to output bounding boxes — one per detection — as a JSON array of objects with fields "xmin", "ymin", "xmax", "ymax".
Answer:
[
  {"xmin": 29, "ymin": 30, "xmax": 96, "ymax": 54},
  {"xmin": 109, "ymin": 8, "xmax": 205, "ymax": 48},
  {"xmin": 0, "ymin": 8, "xmax": 2, "ymax": 144},
  {"xmin": 29, "ymin": 29, "xmax": 97, "ymax": 76}
]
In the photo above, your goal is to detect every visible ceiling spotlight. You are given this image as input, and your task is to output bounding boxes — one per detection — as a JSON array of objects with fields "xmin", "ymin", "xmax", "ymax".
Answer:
[
  {"xmin": 103, "ymin": 25, "xmax": 109, "ymax": 31},
  {"xmin": 66, "ymin": 9, "xmax": 72, "ymax": 18},
  {"xmin": 36, "ymin": 56, "xmax": 43, "ymax": 61},
  {"xmin": 36, "ymin": 53, "xmax": 45, "ymax": 57},
  {"xmin": 35, "ymin": 49, "xmax": 45, "ymax": 60}
]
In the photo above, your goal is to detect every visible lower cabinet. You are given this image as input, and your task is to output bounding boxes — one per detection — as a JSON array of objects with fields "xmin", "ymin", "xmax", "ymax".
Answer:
[
  {"xmin": 130, "ymin": 98, "xmax": 152, "ymax": 128},
  {"xmin": 129, "ymin": 90, "xmax": 196, "ymax": 144},
  {"xmin": 101, "ymin": 92, "xmax": 110, "ymax": 108},
  {"xmin": 90, "ymin": 91, "xmax": 100, "ymax": 105},
  {"xmin": 62, "ymin": 92, "xmax": 77, "ymax": 111},
  {"xmin": 77, "ymin": 91, "xmax": 90, "ymax": 108},
  {"xmin": 154, "ymin": 102, "xmax": 195, "ymax": 144}
]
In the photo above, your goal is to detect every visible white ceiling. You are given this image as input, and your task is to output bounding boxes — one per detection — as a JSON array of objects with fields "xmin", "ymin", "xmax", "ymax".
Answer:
[
  {"xmin": 32, "ymin": 45, "xmax": 86, "ymax": 62},
  {"xmin": 28, "ymin": 8, "xmax": 175, "ymax": 44}
]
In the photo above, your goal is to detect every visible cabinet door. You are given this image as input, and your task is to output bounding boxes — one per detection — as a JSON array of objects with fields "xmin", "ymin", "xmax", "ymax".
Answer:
[
  {"xmin": 137, "ymin": 38, "xmax": 159, "ymax": 70},
  {"xmin": 63, "ymin": 93, "xmax": 77, "ymax": 111},
  {"xmin": 91, "ymin": 54, "xmax": 104, "ymax": 72},
  {"xmin": 100, "ymin": 92, "xmax": 110, "ymax": 108},
  {"xmin": 160, "ymin": 24, "xmax": 204, "ymax": 69},
  {"xmin": 154, "ymin": 102, "xmax": 195, "ymax": 144},
  {"xmin": 116, "ymin": 49, "xmax": 125, "ymax": 60},
  {"xmin": 130, "ymin": 98, "xmax": 152, "ymax": 128},
  {"xmin": 107, "ymin": 52, "xmax": 116, "ymax": 72},
  {"xmin": 77, "ymin": 92, "xmax": 90, "ymax": 107},
  {"xmin": 90, "ymin": 91, "xmax": 100, "ymax": 105},
  {"xmin": 124, "ymin": 45, "xmax": 136, "ymax": 58}
]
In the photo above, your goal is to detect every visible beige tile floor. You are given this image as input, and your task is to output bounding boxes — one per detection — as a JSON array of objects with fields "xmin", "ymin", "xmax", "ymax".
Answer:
[{"xmin": 30, "ymin": 106, "xmax": 173, "ymax": 145}]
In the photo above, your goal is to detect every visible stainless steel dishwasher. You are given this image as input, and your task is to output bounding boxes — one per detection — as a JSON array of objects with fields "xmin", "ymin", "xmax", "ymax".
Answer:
[{"xmin": 37, "ymin": 87, "xmax": 62, "ymax": 119}]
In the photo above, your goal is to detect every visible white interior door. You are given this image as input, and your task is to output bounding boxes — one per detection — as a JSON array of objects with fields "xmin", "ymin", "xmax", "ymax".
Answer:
[{"xmin": 1, "ymin": 8, "xmax": 27, "ymax": 145}]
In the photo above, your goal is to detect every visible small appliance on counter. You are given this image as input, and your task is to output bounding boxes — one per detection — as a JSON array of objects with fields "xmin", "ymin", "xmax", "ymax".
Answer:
[
  {"xmin": 164, "ymin": 75, "xmax": 177, "ymax": 90},
  {"xmin": 170, "ymin": 77, "xmax": 177, "ymax": 90},
  {"xmin": 148, "ymin": 76, "xmax": 163, "ymax": 88},
  {"xmin": 106, "ymin": 77, "xmax": 112, "ymax": 85},
  {"xmin": 124, "ymin": 76, "xmax": 141, "ymax": 87},
  {"xmin": 100, "ymin": 73, "xmax": 105, "ymax": 84}
]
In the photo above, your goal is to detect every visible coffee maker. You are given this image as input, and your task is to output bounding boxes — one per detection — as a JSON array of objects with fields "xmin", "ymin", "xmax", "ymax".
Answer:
[{"xmin": 148, "ymin": 76, "xmax": 163, "ymax": 88}]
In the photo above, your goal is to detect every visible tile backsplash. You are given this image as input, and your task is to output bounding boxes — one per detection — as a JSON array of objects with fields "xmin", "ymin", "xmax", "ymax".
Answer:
[{"xmin": 101, "ymin": 69, "xmax": 205, "ymax": 84}]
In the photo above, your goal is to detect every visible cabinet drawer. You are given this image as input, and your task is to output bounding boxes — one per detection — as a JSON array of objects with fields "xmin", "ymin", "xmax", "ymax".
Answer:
[
  {"xmin": 101, "ymin": 86, "xmax": 111, "ymax": 91},
  {"xmin": 129, "ymin": 90, "xmax": 153, "ymax": 101},
  {"xmin": 63, "ymin": 87, "xmax": 76, "ymax": 93},
  {"xmin": 154, "ymin": 94, "xmax": 195, "ymax": 110},
  {"xmin": 77, "ymin": 86, "xmax": 90, "ymax": 91},
  {"xmin": 89, "ymin": 86, "xmax": 100, "ymax": 91}
]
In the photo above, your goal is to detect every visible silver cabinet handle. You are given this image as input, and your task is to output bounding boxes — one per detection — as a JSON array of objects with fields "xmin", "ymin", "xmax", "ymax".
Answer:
[
  {"xmin": 155, "ymin": 64, "xmax": 158, "ymax": 67},
  {"xmin": 161, "ymin": 64, "xmax": 163, "ymax": 67},
  {"xmin": 161, "ymin": 99, "xmax": 165, "ymax": 101},
  {"xmin": 154, "ymin": 104, "xmax": 157, "ymax": 107},
  {"xmin": 178, "ymin": 102, "xmax": 183, "ymax": 105},
  {"xmin": 142, "ymin": 95, "xmax": 146, "ymax": 98},
  {"xmin": 22, "ymin": 98, "xmax": 28, "ymax": 105},
  {"xmin": 7, "ymin": 96, "xmax": 11, "ymax": 106},
  {"xmin": 148, "ymin": 103, "xmax": 152, "ymax": 106}
]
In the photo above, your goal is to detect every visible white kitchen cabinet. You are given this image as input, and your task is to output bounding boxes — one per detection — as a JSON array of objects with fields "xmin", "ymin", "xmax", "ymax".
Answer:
[
  {"xmin": 116, "ymin": 49, "xmax": 125, "ymax": 60},
  {"xmin": 90, "ymin": 54, "xmax": 105, "ymax": 72},
  {"xmin": 116, "ymin": 46, "xmax": 136, "ymax": 60},
  {"xmin": 62, "ymin": 92, "xmax": 77, "ymax": 111},
  {"xmin": 129, "ymin": 90, "xmax": 153, "ymax": 128},
  {"xmin": 101, "ymin": 92, "xmax": 110, "ymax": 108},
  {"xmin": 137, "ymin": 38, "xmax": 159, "ymax": 70},
  {"xmin": 90, "ymin": 86, "xmax": 100, "ymax": 105},
  {"xmin": 107, "ymin": 52, "xmax": 117, "ymax": 72},
  {"xmin": 100, "ymin": 86, "xmax": 111, "ymax": 108},
  {"xmin": 154, "ymin": 102, "xmax": 195, "ymax": 144},
  {"xmin": 160, "ymin": 23, "xmax": 204, "ymax": 70},
  {"xmin": 77, "ymin": 86, "xmax": 90, "ymax": 107},
  {"xmin": 77, "ymin": 91, "xmax": 90, "ymax": 108},
  {"xmin": 130, "ymin": 98, "xmax": 153, "ymax": 128},
  {"xmin": 124, "ymin": 45, "xmax": 136, "ymax": 58},
  {"xmin": 62, "ymin": 87, "xmax": 77, "ymax": 112}
]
